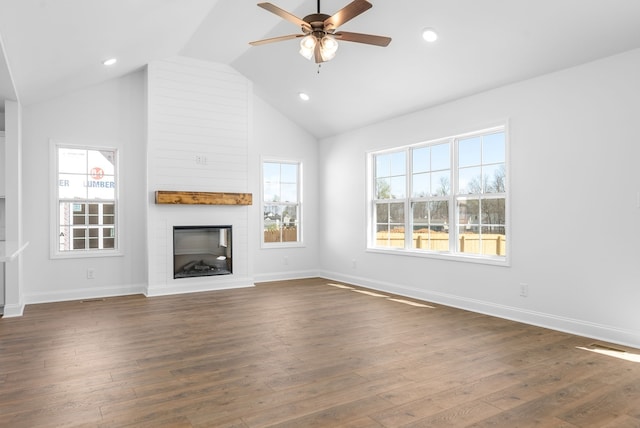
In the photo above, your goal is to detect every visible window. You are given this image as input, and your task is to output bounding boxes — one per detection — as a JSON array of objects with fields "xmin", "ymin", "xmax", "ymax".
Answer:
[
  {"xmin": 369, "ymin": 126, "xmax": 507, "ymax": 264},
  {"xmin": 54, "ymin": 145, "xmax": 119, "ymax": 257},
  {"xmin": 262, "ymin": 160, "xmax": 301, "ymax": 246}
]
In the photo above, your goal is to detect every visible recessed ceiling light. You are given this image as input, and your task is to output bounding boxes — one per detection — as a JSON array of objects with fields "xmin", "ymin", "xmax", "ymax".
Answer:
[
  {"xmin": 299, "ymin": 92, "xmax": 310, "ymax": 101},
  {"xmin": 422, "ymin": 28, "xmax": 438, "ymax": 43},
  {"xmin": 102, "ymin": 58, "xmax": 117, "ymax": 66}
]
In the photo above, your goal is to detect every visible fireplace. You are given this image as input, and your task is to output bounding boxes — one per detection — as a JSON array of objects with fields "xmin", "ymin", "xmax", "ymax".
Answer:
[{"xmin": 173, "ymin": 225, "xmax": 232, "ymax": 279}]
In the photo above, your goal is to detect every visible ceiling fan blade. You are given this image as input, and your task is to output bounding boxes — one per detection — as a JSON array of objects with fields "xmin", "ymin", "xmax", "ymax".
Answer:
[
  {"xmin": 249, "ymin": 34, "xmax": 303, "ymax": 46},
  {"xmin": 334, "ymin": 31, "xmax": 391, "ymax": 47},
  {"xmin": 324, "ymin": 0, "xmax": 372, "ymax": 31},
  {"xmin": 257, "ymin": 3, "xmax": 311, "ymax": 31}
]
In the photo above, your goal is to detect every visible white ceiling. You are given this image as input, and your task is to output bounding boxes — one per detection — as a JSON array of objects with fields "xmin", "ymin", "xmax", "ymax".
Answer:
[{"xmin": 1, "ymin": 0, "xmax": 640, "ymax": 137}]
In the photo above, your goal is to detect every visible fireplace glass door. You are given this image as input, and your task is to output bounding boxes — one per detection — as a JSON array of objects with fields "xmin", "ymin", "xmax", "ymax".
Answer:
[{"xmin": 173, "ymin": 226, "xmax": 232, "ymax": 279}]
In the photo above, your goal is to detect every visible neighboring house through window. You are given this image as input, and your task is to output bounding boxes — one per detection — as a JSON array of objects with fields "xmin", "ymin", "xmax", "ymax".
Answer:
[
  {"xmin": 369, "ymin": 125, "xmax": 508, "ymax": 264},
  {"xmin": 53, "ymin": 144, "xmax": 119, "ymax": 257},
  {"xmin": 262, "ymin": 160, "xmax": 301, "ymax": 246}
]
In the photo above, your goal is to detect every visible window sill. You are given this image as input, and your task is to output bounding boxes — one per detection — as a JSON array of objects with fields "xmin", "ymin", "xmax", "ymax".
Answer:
[
  {"xmin": 366, "ymin": 247, "xmax": 509, "ymax": 267},
  {"xmin": 51, "ymin": 249, "xmax": 123, "ymax": 260},
  {"xmin": 261, "ymin": 242, "xmax": 306, "ymax": 249}
]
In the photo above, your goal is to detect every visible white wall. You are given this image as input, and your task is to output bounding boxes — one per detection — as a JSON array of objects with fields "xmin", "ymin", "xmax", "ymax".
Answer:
[
  {"xmin": 21, "ymin": 71, "xmax": 147, "ymax": 303},
  {"xmin": 319, "ymin": 49, "xmax": 640, "ymax": 348},
  {"xmin": 250, "ymin": 95, "xmax": 319, "ymax": 282}
]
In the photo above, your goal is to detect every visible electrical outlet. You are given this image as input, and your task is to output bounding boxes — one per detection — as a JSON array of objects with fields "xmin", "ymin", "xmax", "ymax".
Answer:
[
  {"xmin": 351, "ymin": 259, "xmax": 357, "ymax": 269},
  {"xmin": 283, "ymin": 255, "xmax": 289, "ymax": 265},
  {"xmin": 87, "ymin": 268, "xmax": 95, "ymax": 279},
  {"xmin": 519, "ymin": 282, "xmax": 528, "ymax": 297}
]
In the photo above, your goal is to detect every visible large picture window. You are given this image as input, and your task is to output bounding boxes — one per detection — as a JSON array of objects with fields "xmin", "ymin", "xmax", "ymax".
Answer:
[
  {"xmin": 262, "ymin": 160, "xmax": 301, "ymax": 246},
  {"xmin": 54, "ymin": 145, "xmax": 119, "ymax": 257},
  {"xmin": 369, "ymin": 126, "xmax": 508, "ymax": 264}
]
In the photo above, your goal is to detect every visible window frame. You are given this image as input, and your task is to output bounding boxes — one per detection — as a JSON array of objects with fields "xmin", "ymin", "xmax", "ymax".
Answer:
[
  {"xmin": 50, "ymin": 141, "xmax": 122, "ymax": 259},
  {"xmin": 260, "ymin": 158, "xmax": 304, "ymax": 248},
  {"xmin": 367, "ymin": 125, "xmax": 509, "ymax": 266}
]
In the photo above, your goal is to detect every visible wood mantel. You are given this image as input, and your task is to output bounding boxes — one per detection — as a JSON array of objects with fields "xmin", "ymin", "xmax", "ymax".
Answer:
[{"xmin": 155, "ymin": 191, "xmax": 252, "ymax": 206}]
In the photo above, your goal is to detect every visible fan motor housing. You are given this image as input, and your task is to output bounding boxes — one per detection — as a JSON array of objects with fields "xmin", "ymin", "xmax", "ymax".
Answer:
[{"xmin": 303, "ymin": 13, "xmax": 332, "ymax": 32}]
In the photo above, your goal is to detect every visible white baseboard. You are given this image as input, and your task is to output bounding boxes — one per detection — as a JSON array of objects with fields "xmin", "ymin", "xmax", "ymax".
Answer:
[
  {"xmin": 23, "ymin": 283, "xmax": 147, "ymax": 305},
  {"xmin": 253, "ymin": 269, "xmax": 320, "ymax": 284},
  {"xmin": 2, "ymin": 302, "xmax": 25, "ymax": 317},
  {"xmin": 145, "ymin": 275, "xmax": 255, "ymax": 297},
  {"xmin": 319, "ymin": 270, "xmax": 640, "ymax": 350}
]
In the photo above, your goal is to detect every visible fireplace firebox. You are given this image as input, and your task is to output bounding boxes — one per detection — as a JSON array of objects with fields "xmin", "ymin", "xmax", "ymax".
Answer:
[{"xmin": 173, "ymin": 226, "xmax": 232, "ymax": 279}]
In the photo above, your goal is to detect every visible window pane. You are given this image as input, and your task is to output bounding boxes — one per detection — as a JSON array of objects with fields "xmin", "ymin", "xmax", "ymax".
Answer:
[
  {"xmin": 412, "ymin": 201, "xmax": 428, "ymax": 225},
  {"xmin": 376, "ymin": 178, "xmax": 390, "ymax": 199},
  {"xmin": 431, "ymin": 200, "xmax": 449, "ymax": 225},
  {"xmin": 412, "ymin": 147, "xmax": 429, "ymax": 173},
  {"xmin": 458, "ymin": 199, "xmax": 479, "ymax": 230},
  {"xmin": 73, "ymin": 238, "xmax": 86, "ymax": 250},
  {"xmin": 412, "ymin": 172, "xmax": 429, "ymax": 197},
  {"xmin": 103, "ymin": 238, "xmax": 115, "ymax": 249},
  {"xmin": 482, "ymin": 198, "xmax": 506, "ymax": 227},
  {"xmin": 389, "ymin": 176, "xmax": 405, "ymax": 199},
  {"xmin": 87, "ymin": 150, "xmax": 116, "ymax": 175},
  {"xmin": 376, "ymin": 203, "xmax": 389, "ymax": 223},
  {"xmin": 281, "ymin": 183, "xmax": 298, "ymax": 203},
  {"xmin": 280, "ymin": 163, "xmax": 298, "ymax": 183},
  {"xmin": 390, "ymin": 152, "xmax": 406, "ymax": 176},
  {"xmin": 431, "ymin": 170, "xmax": 450, "ymax": 196},
  {"xmin": 458, "ymin": 166, "xmax": 482, "ymax": 194},
  {"xmin": 86, "ymin": 176, "xmax": 115, "ymax": 200},
  {"xmin": 431, "ymin": 143, "xmax": 450, "ymax": 170},
  {"xmin": 376, "ymin": 154, "xmax": 391, "ymax": 178},
  {"xmin": 458, "ymin": 136, "xmax": 481, "ymax": 167},
  {"xmin": 483, "ymin": 163, "xmax": 506, "ymax": 193},
  {"xmin": 58, "ymin": 174, "xmax": 86, "ymax": 199},
  {"xmin": 58, "ymin": 148, "xmax": 87, "ymax": 173},
  {"xmin": 263, "ymin": 182, "xmax": 280, "ymax": 202},
  {"xmin": 389, "ymin": 202, "xmax": 404, "ymax": 224},
  {"xmin": 482, "ymin": 132, "xmax": 505, "ymax": 164}
]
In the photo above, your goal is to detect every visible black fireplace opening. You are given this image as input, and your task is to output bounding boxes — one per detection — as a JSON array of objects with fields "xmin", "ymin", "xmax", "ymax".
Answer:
[{"xmin": 173, "ymin": 225, "xmax": 232, "ymax": 279}]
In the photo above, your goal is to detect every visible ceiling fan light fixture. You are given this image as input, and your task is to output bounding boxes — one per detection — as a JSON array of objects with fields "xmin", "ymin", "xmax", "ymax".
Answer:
[
  {"xmin": 320, "ymin": 34, "xmax": 339, "ymax": 61},
  {"xmin": 299, "ymin": 35, "xmax": 316, "ymax": 60}
]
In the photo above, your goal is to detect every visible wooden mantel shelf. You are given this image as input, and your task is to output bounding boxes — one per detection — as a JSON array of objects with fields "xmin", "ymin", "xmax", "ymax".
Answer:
[{"xmin": 155, "ymin": 191, "xmax": 252, "ymax": 206}]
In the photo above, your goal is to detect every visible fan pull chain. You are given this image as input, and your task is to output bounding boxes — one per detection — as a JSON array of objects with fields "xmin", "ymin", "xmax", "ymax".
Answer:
[{"xmin": 317, "ymin": 64, "xmax": 322, "ymax": 74}]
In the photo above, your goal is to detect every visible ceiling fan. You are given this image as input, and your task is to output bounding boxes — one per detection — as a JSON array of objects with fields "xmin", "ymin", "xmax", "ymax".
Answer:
[{"xmin": 249, "ymin": 0, "xmax": 391, "ymax": 63}]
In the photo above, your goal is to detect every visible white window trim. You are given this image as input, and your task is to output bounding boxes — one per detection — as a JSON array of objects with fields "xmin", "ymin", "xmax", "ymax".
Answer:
[
  {"xmin": 366, "ymin": 124, "xmax": 510, "ymax": 266},
  {"xmin": 260, "ymin": 157, "xmax": 305, "ymax": 249},
  {"xmin": 50, "ymin": 140, "xmax": 122, "ymax": 259}
]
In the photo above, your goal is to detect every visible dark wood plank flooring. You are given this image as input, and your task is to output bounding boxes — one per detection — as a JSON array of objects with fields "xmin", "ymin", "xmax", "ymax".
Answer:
[{"xmin": 1, "ymin": 278, "xmax": 640, "ymax": 427}]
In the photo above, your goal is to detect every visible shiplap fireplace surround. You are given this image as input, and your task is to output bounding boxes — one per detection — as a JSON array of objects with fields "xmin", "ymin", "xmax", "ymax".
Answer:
[{"xmin": 146, "ymin": 57, "xmax": 254, "ymax": 296}]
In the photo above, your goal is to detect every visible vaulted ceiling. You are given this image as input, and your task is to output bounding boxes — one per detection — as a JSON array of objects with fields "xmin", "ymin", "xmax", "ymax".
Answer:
[{"xmin": 1, "ymin": 0, "xmax": 640, "ymax": 138}]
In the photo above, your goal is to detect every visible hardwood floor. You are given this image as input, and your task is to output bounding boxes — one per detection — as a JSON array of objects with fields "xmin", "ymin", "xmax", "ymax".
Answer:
[{"xmin": 1, "ymin": 278, "xmax": 640, "ymax": 427}]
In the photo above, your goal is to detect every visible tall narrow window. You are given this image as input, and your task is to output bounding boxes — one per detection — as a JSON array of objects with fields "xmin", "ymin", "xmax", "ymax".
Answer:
[
  {"xmin": 369, "ymin": 126, "xmax": 508, "ymax": 264},
  {"xmin": 55, "ymin": 145, "xmax": 118, "ymax": 256},
  {"xmin": 262, "ymin": 160, "xmax": 301, "ymax": 245},
  {"xmin": 456, "ymin": 132, "xmax": 506, "ymax": 257}
]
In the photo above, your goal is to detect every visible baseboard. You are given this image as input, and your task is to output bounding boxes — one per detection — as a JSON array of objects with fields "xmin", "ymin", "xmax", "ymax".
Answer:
[
  {"xmin": 2, "ymin": 302, "xmax": 25, "ymax": 317},
  {"xmin": 145, "ymin": 275, "xmax": 255, "ymax": 297},
  {"xmin": 252, "ymin": 269, "xmax": 320, "ymax": 284},
  {"xmin": 319, "ymin": 270, "xmax": 640, "ymax": 350},
  {"xmin": 23, "ymin": 283, "xmax": 147, "ymax": 305}
]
